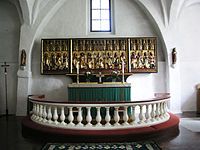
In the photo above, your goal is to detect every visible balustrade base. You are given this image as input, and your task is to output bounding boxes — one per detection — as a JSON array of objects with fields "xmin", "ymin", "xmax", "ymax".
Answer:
[{"xmin": 22, "ymin": 113, "xmax": 179, "ymax": 143}]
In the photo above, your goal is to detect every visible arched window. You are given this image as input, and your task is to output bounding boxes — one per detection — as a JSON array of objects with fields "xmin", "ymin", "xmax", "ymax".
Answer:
[{"xmin": 90, "ymin": 0, "xmax": 111, "ymax": 32}]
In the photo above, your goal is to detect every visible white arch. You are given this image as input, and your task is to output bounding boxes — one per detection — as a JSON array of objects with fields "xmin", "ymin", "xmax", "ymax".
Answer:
[{"xmin": 16, "ymin": 0, "xmax": 66, "ymax": 115}]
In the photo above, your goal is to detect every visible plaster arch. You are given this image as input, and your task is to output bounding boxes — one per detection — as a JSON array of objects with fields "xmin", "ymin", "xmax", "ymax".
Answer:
[
  {"xmin": 178, "ymin": 3, "xmax": 200, "ymax": 111},
  {"xmin": 134, "ymin": 0, "xmax": 184, "ymax": 113},
  {"xmin": 16, "ymin": 0, "xmax": 185, "ymax": 115},
  {"xmin": 0, "ymin": 0, "xmax": 20, "ymax": 115},
  {"xmin": 16, "ymin": 0, "xmax": 67, "ymax": 115}
]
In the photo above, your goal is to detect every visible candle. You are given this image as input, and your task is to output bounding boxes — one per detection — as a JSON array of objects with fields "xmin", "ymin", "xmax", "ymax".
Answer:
[
  {"xmin": 122, "ymin": 60, "xmax": 124, "ymax": 74},
  {"xmin": 77, "ymin": 61, "xmax": 79, "ymax": 75},
  {"xmin": 122, "ymin": 60, "xmax": 125, "ymax": 83}
]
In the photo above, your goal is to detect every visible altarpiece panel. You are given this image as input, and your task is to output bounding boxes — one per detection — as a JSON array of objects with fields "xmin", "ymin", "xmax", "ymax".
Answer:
[{"xmin": 41, "ymin": 37, "xmax": 157, "ymax": 76}]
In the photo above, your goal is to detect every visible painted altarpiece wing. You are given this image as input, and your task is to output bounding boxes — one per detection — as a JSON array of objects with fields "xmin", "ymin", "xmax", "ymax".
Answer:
[{"xmin": 41, "ymin": 37, "xmax": 157, "ymax": 75}]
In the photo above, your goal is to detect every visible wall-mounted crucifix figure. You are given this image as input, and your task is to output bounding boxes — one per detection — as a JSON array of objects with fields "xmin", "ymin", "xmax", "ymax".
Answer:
[
  {"xmin": 20, "ymin": 49, "xmax": 26, "ymax": 70},
  {"xmin": 1, "ymin": 62, "xmax": 10, "ymax": 116}
]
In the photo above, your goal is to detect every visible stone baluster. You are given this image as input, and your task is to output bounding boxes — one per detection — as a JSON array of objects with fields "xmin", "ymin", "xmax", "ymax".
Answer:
[
  {"xmin": 138, "ymin": 105, "xmax": 144, "ymax": 124},
  {"xmin": 114, "ymin": 107, "xmax": 120, "ymax": 126},
  {"xmin": 155, "ymin": 103, "xmax": 160, "ymax": 120},
  {"xmin": 47, "ymin": 106, "xmax": 53, "ymax": 123},
  {"xmin": 96, "ymin": 107, "xmax": 102, "ymax": 127},
  {"xmin": 35, "ymin": 104, "xmax": 40, "ymax": 120},
  {"xmin": 159, "ymin": 102, "xmax": 164, "ymax": 119},
  {"xmin": 53, "ymin": 107, "xmax": 59, "ymax": 124},
  {"xmin": 42, "ymin": 105, "xmax": 47, "ymax": 123},
  {"xmin": 77, "ymin": 107, "xmax": 83, "ymax": 127},
  {"xmin": 68, "ymin": 107, "xmax": 74, "ymax": 126},
  {"xmin": 39, "ymin": 104, "xmax": 43, "ymax": 121},
  {"xmin": 31, "ymin": 103, "xmax": 36, "ymax": 119},
  {"xmin": 86, "ymin": 107, "xmax": 92, "ymax": 127},
  {"xmin": 105, "ymin": 107, "xmax": 111, "ymax": 126},
  {"xmin": 123, "ymin": 106, "xmax": 129, "ymax": 126},
  {"xmin": 130, "ymin": 106, "xmax": 136, "ymax": 125},
  {"xmin": 145, "ymin": 104, "xmax": 150, "ymax": 123},
  {"xmin": 163, "ymin": 102, "xmax": 168, "ymax": 117},
  {"xmin": 150, "ymin": 104, "xmax": 155, "ymax": 122},
  {"xmin": 60, "ymin": 106, "xmax": 66, "ymax": 125}
]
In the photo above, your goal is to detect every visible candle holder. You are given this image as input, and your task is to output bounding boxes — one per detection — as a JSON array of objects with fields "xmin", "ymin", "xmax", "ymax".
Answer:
[
  {"xmin": 122, "ymin": 73, "xmax": 125, "ymax": 83},
  {"xmin": 122, "ymin": 60, "xmax": 125, "ymax": 83},
  {"xmin": 76, "ymin": 61, "xmax": 79, "ymax": 84}
]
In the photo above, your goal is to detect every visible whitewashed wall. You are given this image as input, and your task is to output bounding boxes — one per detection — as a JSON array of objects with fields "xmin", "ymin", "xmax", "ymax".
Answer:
[
  {"xmin": 2, "ymin": 0, "xmax": 200, "ymax": 115},
  {"xmin": 31, "ymin": 0, "xmax": 166, "ymax": 101},
  {"xmin": 178, "ymin": 4, "xmax": 200, "ymax": 111},
  {"xmin": 0, "ymin": 0, "xmax": 20, "ymax": 114}
]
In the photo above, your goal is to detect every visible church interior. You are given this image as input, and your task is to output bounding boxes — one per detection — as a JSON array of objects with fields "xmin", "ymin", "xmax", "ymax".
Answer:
[{"xmin": 1, "ymin": 0, "xmax": 200, "ymax": 149}]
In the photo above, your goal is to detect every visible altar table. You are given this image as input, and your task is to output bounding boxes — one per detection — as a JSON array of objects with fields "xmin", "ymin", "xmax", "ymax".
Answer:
[{"xmin": 68, "ymin": 82, "xmax": 131, "ymax": 102}]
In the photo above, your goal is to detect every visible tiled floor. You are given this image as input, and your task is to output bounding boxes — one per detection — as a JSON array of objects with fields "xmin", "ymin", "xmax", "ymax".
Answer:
[{"xmin": 0, "ymin": 112, "xmax": 200, "ymax": 150}]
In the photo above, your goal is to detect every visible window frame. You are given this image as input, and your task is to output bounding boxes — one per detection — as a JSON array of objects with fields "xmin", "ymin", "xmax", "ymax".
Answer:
[{"xmin": 90, "ymin": 0, "xmax": 112, "ymax": 32}]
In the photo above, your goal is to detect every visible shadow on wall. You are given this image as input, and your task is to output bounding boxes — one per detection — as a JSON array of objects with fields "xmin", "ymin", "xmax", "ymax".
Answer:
[
  {"xmin": 181, "ymin": 91, "xmax": 196, "ymax": 112},
  {"xmin": 127, "ymin": 74, "xmax": 155, "ymax": 100},
  {"xmin": 31, "ymin": 40, "xmax": 72, "ymax": 101},
  {"xmin": 31, "ymin": 75, "xmax": 72, "ymax": 101}
]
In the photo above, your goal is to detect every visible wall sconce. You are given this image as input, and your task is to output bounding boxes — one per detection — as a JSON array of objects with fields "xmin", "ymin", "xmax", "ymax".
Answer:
[
  {"xmin": 20, "ymin": 49, "xmax": 26, "ymax": 70},
  {"xmin": 171, "ymin": 48, "xmax": 177, "ymax": 68}
]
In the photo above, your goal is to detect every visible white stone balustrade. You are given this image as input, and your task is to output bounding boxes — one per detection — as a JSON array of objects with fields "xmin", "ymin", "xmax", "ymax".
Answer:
[{"xmin": 29, "ymin": 93, "xmax": 170, "ymax": 130}]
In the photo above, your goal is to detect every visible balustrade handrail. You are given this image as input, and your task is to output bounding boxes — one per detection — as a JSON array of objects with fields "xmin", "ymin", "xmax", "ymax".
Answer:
[
  {"xmin": 29, "ymin": 93, "xmax": 170, "ymax": 130},
  {"xmin": 29, "ymin": 93, "xmax": 170, "ymax": 105}
]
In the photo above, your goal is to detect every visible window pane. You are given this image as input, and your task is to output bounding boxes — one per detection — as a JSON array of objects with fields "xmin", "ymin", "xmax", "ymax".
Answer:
[
  {"xmin": 101, "ymin": 20, "xmax": 110, "ymax": 31},
  {"xmin": 92, "ymin": 10, "xmax": 101, "ymax": 19},
  {"xmin": 90, "ymin": 0, "xmax": 111, "ymax": 32},
  {"xmin": 92, "ymin": 0, "xmax": 100, "ymax": 9},
  {"xmin": 101, "ymin": 0, "xmax": 110, "ymax": 9},
  {"xmin": 101, "ymin": 10, "xmax": 110, "ymax": 19},
  {"xmin": 92, "ymin": 20, "xmax": 101, "ymax": 31}
]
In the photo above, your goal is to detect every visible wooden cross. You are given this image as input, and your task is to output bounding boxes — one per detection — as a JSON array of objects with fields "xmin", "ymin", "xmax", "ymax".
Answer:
[
  {"xmin": 1, "ymin": 62, "xmax": 10, "ymax": 116},
  {"xmin": 96, "ymin": 72, "xmax": 104, "ymax": 83},
  {"xmin": 1, "ymin": 62, "xmax": 10, "ymax": 74}
]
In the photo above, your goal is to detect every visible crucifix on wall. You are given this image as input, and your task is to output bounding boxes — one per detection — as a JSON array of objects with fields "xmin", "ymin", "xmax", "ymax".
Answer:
[{"xmin": 1, "ymin": 62, "xmax": 10, "ymax": 116}]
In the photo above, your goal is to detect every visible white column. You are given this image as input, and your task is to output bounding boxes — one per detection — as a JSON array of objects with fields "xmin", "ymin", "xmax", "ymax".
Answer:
[
  {"xmin": 114, "ymin": 107, "xmax": 120, "ymax": 126},
  {"xmin": 130, "ymin": 106, "xmax": 136, "ymax": 125},
  {"xmin": 150, "ymin": 104, "xmax": 155, "ymax": 122},
  {"xmin": 105, "ymin": 107, "xmax": 111, "ymax": 126},
  {"xmin": 77, "ymin": 107, "xmax": 83, "ymax": 127},
  {"xmin": 47, "ymin": 106, "xmax": 53, "ymax": 124},
  {"xmin": 35, "ymin": 104, "xmax": 40, "ymax": 120},
  {"xmin": 155, "ymin": 103, "xmax": 160, "ymax": 120},
  {"xmin": 123, "ymin": 106, "xmax": 129, "ymax": 126},
  {"xmin": 145, "ymin": 104, "xmax": 150, "ymax": 123},
  {"xmin": 138, "ymin": 105, "xmax": 144, "ymax": 124},
  {"xmin": 60, "ymin": 106, "xmax": 66, "ymax": 125},
  {"xmin": 96, "ymin": 107, "xmax": 102, "ymax": 127},
  {"xmin": 38, "ymin": 105, "xmax": 43, "ymax": 121},
  {"xmin": 42, "ymin": 105, "xmax": 47, "ymax": 123},
  {"xmin": 53, "ymin": 107, "xmax": 58, "ymax": 125},
  {"xmin": 68, "ymin": 107, "xmax": 75, "ymax": 126},
  {"xmin": 86, "ymin": 107, "xmax": 92, "ymax": 127},
  {"xmin": 31, "ymin": 103, "xmax": 36, "ymax": 120}
]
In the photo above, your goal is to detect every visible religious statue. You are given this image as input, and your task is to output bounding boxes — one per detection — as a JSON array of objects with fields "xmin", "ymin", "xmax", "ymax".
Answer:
[
  {"xmin": 148, "ymin": 51, "xmax": 155, "ymax": 69},
  {"xmin": 43, "ymin": 52, "xmax": 50, "ymax": 70},
  {"xmin": 172, "ymin": 48, "xmax": 177, "ymax": 65},
  {"xmin": 143, "ymin": 52, "xmax": 149, "ymax": 68},
  {"xmin": 63, "ymin": 53, "xmax": 69, "ymax": 70},
  {"xmin": 20, "ymin": 49, "xmax": 26, "ymax": 70},
  {"xmin": 20, "ymin": 49, "xmax": 26, "ymax": 66}
]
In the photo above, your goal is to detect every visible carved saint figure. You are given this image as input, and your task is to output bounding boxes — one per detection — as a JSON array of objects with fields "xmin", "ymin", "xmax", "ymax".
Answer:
[
  {"xmin": 148, "ymin": 51, "xmax": 155, "ymax": 69},
  {"xmin": 131, "ymin": 52, "xmax": 137, "ymax": 69},
  {"xmin": 44, "ymin": 53, "xmax": 50, "ymax": 70},
  {"xmin": 20, "ymin": 49, "xmax": 26, "ymax": 66}
]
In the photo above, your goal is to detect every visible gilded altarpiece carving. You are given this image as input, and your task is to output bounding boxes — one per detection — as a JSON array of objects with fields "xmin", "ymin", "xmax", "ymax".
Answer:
[
  {"xmin": 41, "ymin": 39, "xmax": 70, "ymax": 74},
  {"xmin": 41, "ymin": 37, "xmax": 157, "ymax": 75}
]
